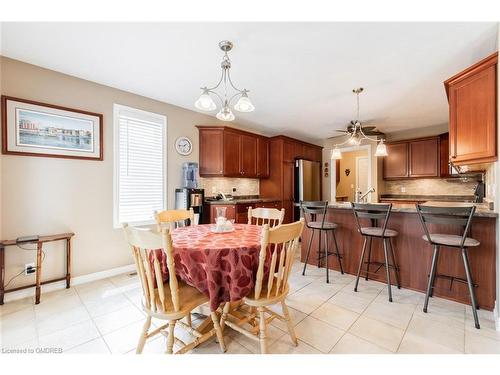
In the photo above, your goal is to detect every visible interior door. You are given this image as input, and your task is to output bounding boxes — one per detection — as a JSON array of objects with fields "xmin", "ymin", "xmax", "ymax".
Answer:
[{"xmin": 356, "ymin": 157, "xmax": 369, "ymax": 201}]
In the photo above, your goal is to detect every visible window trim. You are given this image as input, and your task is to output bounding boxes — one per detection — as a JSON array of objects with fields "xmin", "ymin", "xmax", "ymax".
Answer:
[{"xmin": 113, "ymin": 103, "xmax": 167, "ymax": 229}]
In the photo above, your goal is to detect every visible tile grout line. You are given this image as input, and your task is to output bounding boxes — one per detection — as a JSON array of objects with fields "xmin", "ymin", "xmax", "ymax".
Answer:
[{"xmin": 394, "ymin": 301, "xmax": 419, "ymax": 353}]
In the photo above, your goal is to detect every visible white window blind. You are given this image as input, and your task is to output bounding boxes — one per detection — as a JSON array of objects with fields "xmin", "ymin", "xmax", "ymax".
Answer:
[{"xmin": 114, "ymin": 104, "xmax": 167, "ymax": 227}]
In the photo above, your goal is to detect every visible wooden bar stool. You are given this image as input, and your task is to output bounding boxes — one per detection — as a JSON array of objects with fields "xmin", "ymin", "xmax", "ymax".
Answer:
[
  {"xmin": 300, "ymin": 201, "xmax": 344, "ymax": 283},
  {"xmin": 352, "ymin": 203, "xmax": 401, "ymax": 302},
  {"xmin": 416, "ymin": 204, "xmax": 481, "ymax": 329}
]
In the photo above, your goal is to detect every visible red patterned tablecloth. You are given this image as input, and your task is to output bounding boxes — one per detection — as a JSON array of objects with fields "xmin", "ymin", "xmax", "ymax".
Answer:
[{"xmin": 154, "ymin": 224, "xmax": 263, "ymax": 311}]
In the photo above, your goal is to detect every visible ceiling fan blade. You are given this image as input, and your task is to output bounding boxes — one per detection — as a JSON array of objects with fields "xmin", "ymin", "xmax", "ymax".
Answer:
[
  {"xmin": 335, "ymin": 130, "xmax": 349, "ymax": 133},
  {"xmin": 361, "ymin": 126, "xmax": 376, "ymax": 131}
]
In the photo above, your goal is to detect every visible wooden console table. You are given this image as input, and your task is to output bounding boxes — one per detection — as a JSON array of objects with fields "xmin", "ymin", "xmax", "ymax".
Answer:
[{"xmin": 0, "ymin": 233, "xmax": 74, "ymax": 305}]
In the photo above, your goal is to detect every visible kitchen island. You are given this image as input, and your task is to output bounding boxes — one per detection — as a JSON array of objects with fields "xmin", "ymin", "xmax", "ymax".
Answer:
[{"xmin": 300, "ymin": 202, "xmax": 497, "ymax": 310}]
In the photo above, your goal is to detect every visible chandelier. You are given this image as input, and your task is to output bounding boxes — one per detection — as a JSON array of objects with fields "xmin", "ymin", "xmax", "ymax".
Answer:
[
  {"xmin": 194, "ymin": 40, "xmax": 254, "ymax": 121},
  {"xmin": 331, "ymin": 88, "xmax": 388, "ymax": 159}
]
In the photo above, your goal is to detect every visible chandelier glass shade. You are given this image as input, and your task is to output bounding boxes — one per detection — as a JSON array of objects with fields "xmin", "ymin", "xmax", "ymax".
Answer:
[{"xmin": 194, "ymin": 41, "xmax": 254, "ymax": 121}]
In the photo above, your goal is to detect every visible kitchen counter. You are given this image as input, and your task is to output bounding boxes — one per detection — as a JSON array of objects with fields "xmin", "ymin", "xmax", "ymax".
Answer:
[
  {"xmin": 204, "ymin": 197, "xmax": 280, "ymax": 205},
  {"xmin": 327, "ymin": 201, "xmax": 497, "ymax": 218},
  {"xmin": 302, "ymin": 203, "xmax": 497, "ymax": 310},
  {"xmin": 380, "ymin": 194, "xmax": 476, "ymax": 202}
]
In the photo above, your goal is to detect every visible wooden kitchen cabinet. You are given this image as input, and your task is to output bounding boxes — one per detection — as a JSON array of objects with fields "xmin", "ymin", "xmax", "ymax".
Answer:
[
  {"xmin": 197, "ymin": 126, "xmax": 269, "ymax": 178},
  {"xmin": 260, "ymin": 135, "xmax": 323, "ymax": 223},
  {"xmin": 198, "ymin": 128, "xmax": 224, "ymax": 176},
  {"xmin": 256, "ymin": 137, "xmax": 270, "ymax": 178},
  {"xmin": 383, "ymin": 136, "xmax": 442, "ymax": 179},
  {"xmin": 409, "ymin": 137, "xmax": 439, "ymax": 177},
  {"xmin": 207, "ymin": 204, "xmax": 236, "ymax": 224},
  {"xmin": 383, "ymin": 142, "xmax": 409, "ymax": 179},
  {"xmin": 444, "ymin": 52, "xmax": 497, "ymax": 165}
]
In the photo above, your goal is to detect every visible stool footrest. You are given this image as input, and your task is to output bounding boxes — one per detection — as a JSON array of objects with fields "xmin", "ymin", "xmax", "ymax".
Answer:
[
  {"xmin": 316, "ymin": 251, "xmax": 343, "ymax": 260},
  {"xmin": 364, "ymin": 260, "xmax": 399, "ymax": 272},
  {"xmin": 431, "ymin": 273, "xmax": 478, "ymax": 291}
]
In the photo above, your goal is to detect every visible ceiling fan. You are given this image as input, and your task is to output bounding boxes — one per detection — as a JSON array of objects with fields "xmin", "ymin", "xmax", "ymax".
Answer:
[
  {"xmin": 330, "ymin": 88, "xmax": 388, "ymax": 159},
  {"xmin": 329, "ymin": 88, "xmax": 385, "ymax": 139}
]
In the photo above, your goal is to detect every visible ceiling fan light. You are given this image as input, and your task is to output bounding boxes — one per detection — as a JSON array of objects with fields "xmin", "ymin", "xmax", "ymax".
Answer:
[
  {"xmin": 195, "ymin": 91, "xmax": 216, "ymax": 111},
  {"xmin": 216, "ymin": 107, "xmax": 235, "ymax": 122},
  {"xmin": 331, "ymin": 147, "xmax": 342, "ymax": 160},
  {"xmin": 234, "ymin": 93, "xmax": 255, "ymax": 112},
  {"xmin": 375, "ymin": 140, "xmax": 388, "ymax": 157}
]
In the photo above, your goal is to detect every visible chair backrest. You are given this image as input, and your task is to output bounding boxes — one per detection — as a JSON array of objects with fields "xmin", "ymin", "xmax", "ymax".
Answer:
[
  {"xmin": 155, "ymin": 208, "xmax": 195, "ymax": 232},
  {"xmin": 300, "ymin": 201, "xmax": 328, "ymax": 228},
  {"xmin": 351, "ymin": 202, "xmax": 392, "ymax": 236},
  {"xmin": 254, "ymin": 219, "xmax": 305, "ymax": 300},
  {"xmin": 122, "ymin": 224, "xmax": 180, "ymax": 313},
  {"xmin": 247, "ymin": 207, "xmax": 285, "ymax": 227},
  {"xmin": 416, "ymin": 204, "xmax": 476, "ymax": 248}
]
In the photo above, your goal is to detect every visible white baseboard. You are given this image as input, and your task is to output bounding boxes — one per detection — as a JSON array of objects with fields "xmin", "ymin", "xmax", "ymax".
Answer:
[
  {"xmin": 495, "ymin": 301, "xmax": 500, "ymax": 331},
  {"xmin": 3, "ymin": 264, "xmax": 136, "ymax": 303}
]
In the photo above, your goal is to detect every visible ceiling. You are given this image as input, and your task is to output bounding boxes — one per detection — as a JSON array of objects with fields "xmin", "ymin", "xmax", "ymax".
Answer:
[{"xmin": 1, "ymin": 22, "xmax": 498, "ymax": 142}]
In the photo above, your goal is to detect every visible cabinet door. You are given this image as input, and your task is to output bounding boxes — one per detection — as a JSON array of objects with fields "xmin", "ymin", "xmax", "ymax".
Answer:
[
  {"xmin": 383, "ymin": 143, "xmax": 409, "ymax": 179},
  {"xmin": 199, "ymin": 129, "xmax": 223, "ymax": 176},
  {"xmin": 409, "ymin": 138, "xmax": 439, "ymax": 177},
  {"xmin": 223, "ymin": 132, "xmax": 241, "ymax": 176},
  {"xmin": 256, "ymin": 137, "xmax": 269, "ymax": 178},
  {"xmin": 282, "ymin": 200, "xmax": 294, "ymax": 224},
  {"xmin": 449, "ymin": 64, "xmax": 497, "ymax": 164},
  {"xmin": 282, "ymin": 162, "xmax": 295, "ymax": 201},
  {"xmin": 254, "ymin": 201, "xmax": 280, "ymax": 209},
  {"xmin": 283, "ymin": 141, "xmax": 295, "ymax": 162},
  {"xmin": 240, "ymin": 134, "xmax": 257, "ymax": 177}
]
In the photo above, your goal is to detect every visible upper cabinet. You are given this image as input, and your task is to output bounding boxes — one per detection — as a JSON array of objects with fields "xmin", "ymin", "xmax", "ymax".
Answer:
[
  {"xmin": 197, "ymin": 126, "xmax": 269, "ymax": 178},
  {"xmin": 383, "ymin": 136, "xmax": 443, "ymax": 180},
  {"xmin": 444, "ymin": 52, "xmax": 497, "ymax": 165}
]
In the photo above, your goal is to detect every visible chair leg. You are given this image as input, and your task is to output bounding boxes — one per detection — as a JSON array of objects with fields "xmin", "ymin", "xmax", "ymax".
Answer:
[
  {"xmin": 365, "ymin": 237, "xmax": 372, "ymax": 281},
  {"xmin": 354, "ymin": 237, "xmax": 367, "ymax": 292},
  {"xmin": 166, "ymin": 320, "xmax": 176, "ymax": 354},
  {"xmin": 332, "ymin": 230, "xmax": 344, "ymax": 274},
  {"xmin": 281, "ymin": 300, "xmax": 298, "ymax": 346},
  {"xmin": 136, "ymin": 316, "xmax": 151, "ymax": 354},
  {"xmin": 383, "ymin": 238, "xmax": 393, "ymax": 302},
  {"xmin": 211, "ymin": 311, "xmax": 227, "ymax": 352},
  {"xmin": 220, "ymin": 302, "xmax": 230, "ymax": 332},
  {"xmin": 317, "ymin": 230, "xmax": 322, "ymax": 268},
  {"xmin": 302, "ymin": 230, "xmax": 315, "ymax": 276},
  {"xmin": 324, "ymin": 230, "xmax": 330, "ymax": 283},
  {"xmin": 389, "ymin": 238, "xmax": 401, "ymax": 289},
  {"xmin": 423, "ymin": 245, "xmax": 439, "ymax": 313},
  {"xmin": 462, "ymin": 248, "xmax": 480, "ymax": 329},
  {"xmin": 429, "ymin": 246, "xmax": 440, "ymax": 298},
  {"xmin": 258, "ymin": 307, "xmax": 268, "ymax": 354}
]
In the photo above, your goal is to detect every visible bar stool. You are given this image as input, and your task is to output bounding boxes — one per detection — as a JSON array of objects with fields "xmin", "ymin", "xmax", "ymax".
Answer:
[
  {"xmin": 416, "ymin": 204, "xmax": 481, "ymax": 329},
  {"xmin": 352, "ymin": 203, "xmax": 401, "ymax": 302},
  {"xmin": 301, "ymin": 201, "xmax": 344, "ymax": 283}
]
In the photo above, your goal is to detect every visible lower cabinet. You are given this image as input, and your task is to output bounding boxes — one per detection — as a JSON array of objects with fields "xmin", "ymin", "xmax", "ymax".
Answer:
[{"xmin": 206, "ymin": 201, "xmax": 281, "ymax": 224}]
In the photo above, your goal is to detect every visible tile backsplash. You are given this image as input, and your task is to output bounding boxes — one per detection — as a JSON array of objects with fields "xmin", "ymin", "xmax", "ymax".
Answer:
[
  {"xmin": 199, "ymin": 177, "xmax": 260, "ymax": 197},
  {"xmin": 383, "ymin": 178, "xmax": 478, "ymax": 196}
]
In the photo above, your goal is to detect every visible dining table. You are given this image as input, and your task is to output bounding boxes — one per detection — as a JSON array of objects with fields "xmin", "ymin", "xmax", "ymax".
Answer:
[{"xmin": 153, "ymin": 223, "xmax": 264, "ymax": 312}]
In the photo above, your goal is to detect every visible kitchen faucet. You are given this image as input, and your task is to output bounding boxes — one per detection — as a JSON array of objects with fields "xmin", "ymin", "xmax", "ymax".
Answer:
[{"xmin": 357, "ymin": 187, "xmax": 376, "ymax": 203}]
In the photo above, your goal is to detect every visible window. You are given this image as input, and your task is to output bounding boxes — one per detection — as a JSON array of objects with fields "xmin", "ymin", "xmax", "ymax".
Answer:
[{"xmin": 113, "ymin": 104, "xmax": 167, "ymax": 228}]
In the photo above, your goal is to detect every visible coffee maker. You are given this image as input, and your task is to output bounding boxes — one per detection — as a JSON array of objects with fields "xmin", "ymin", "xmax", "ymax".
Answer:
[{"xmin": 175, "ymin": 163, "xmax": 205, "ymax": 223}]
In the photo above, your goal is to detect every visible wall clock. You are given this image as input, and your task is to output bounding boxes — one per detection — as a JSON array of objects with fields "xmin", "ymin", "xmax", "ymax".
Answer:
[{"xmin": 175, "ymin": 136, "xmax": 193, "ymax": 156}]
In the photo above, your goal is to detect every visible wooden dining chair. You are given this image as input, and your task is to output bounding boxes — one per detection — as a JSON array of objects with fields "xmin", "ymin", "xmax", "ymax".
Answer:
[
  {"xmin": 122, "ymin": 224, "xmax": 226, "ymax": 354},
  {"xmin": 220, "ymin": 219, "xmax": 305, "ymax": 354},
  {"xmin": 155, "ymin": 208, "xmax": 195, "ymax": 232},
  {"xmin": 247, "ymin": 207, "xmax": 285, "ymax": 227}
]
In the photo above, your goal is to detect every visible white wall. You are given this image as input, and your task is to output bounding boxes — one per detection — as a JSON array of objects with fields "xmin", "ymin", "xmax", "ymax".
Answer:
[{"xmin": 0, "ymin": 57, "xmax": 245, "ymax": 288}]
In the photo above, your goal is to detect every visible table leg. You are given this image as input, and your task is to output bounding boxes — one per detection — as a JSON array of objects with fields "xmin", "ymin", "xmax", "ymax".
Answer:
[
  {"xmin": 66, "ymin": 238, "xmax": 71, "ymax": 289},
  {"xmin": 35, "ymin": 242, "xmax": 42, "ymax": 304},
  {"xmin": 0, "ymin": 245, "xmax": 5, "ymax": 305}
]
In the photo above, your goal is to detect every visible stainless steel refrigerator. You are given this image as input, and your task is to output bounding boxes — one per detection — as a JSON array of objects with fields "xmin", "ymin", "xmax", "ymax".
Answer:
[{"xmin": 294, "ymin": 159, "xmax": 321, "ymax": 221}]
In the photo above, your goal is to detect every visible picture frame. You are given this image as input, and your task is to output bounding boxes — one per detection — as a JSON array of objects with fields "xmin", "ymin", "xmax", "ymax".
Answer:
[{"xmin": 1, "ymin": 96, "xmax": 103, "ymax": 160}]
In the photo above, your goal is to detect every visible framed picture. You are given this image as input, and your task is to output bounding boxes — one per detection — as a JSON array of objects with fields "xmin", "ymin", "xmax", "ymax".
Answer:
[{"xmin": 1, "ymin": 96, "xmax": 103, "ymax": 160}]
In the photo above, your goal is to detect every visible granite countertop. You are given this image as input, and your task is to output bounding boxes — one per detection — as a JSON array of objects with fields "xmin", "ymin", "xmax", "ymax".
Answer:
[
  {"xmin": 327, "ymin": 201, "xmax": 498, "ymax": 218},
  {"xmin": 380, "ymin": 194, "xmax": 476, "ymax": 202},
  {"xmin": 204, "ymin": 196, "xmax": 280, "ymax": 205}
]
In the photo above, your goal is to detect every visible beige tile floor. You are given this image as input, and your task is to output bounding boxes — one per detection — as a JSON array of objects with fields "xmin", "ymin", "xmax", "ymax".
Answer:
[{"xmin": 1, "ymin": 259, "xmax": 499, "ymax": 354}]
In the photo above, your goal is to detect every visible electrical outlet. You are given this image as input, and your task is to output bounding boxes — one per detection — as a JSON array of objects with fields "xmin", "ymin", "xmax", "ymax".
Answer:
[
  {"xmin": 232, "ymin": 187, "xmax": 236, "ymax": 193},
  {"xmin": 400, "ymin": 186, "xmax": 406, "ymax": 193},
  {"xmin": 24, "ymin": 262, "xmax": 35, "ymax": 275},
  {"xmin": 211, "ymin": 186, "xmax": 217, "ymax": 194}
]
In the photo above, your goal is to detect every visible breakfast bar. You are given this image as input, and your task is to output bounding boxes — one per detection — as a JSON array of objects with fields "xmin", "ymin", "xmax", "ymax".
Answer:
[{"xmin": 300, "ymin": 202, "xmax": 497, "ymax": 310}]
